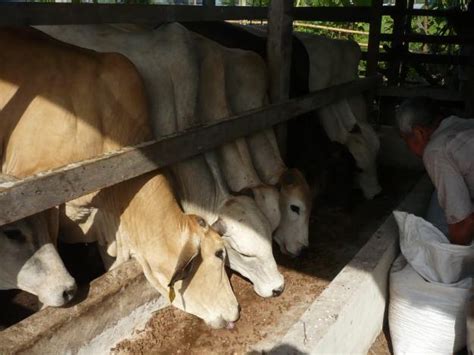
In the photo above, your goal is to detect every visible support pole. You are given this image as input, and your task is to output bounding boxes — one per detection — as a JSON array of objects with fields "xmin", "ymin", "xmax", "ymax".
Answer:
[
  {"xmin": 388, "ymin": 0, "xmax": 407, "ymax": 85},
  {"xmin": 366, "ymin": 0, "xmax": 383, "ymax": 117},
  {"xmin": 266, "ymin": 0, "xmax": 293, "ymax": 159},
  {"xmin": 366, "ymin": 0, "xmax": 383, "ymax": 78}
]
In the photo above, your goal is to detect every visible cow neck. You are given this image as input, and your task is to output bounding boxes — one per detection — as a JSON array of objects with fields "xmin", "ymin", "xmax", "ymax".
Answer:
[
  {"xmin": 171, "ymin": 157, "xmax": 220, "ymax": 226},
  {"xmin": 101, "ymin": 170, "xmax": 190, "ymax": 288}
]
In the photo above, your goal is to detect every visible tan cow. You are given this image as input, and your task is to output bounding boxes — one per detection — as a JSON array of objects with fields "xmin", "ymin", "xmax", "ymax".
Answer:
[{"xmin": 0, "ymin": 27, "xmax": 238, "ymax": 328}]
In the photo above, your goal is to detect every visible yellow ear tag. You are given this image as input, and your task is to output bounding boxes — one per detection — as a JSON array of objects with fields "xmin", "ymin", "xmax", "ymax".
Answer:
[{"xmin": 169, "ymin": 286, "xmax": 176, "ymax": 303}]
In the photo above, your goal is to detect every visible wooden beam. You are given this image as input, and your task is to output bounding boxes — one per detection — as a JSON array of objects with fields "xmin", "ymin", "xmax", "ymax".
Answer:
[
  {"xmin": 0, "ymin": 3, "xmax": 268, "ymax": 26},
  {"xmin": 387, "ymin": 0, "xmax": 407, "ymax": 85},
  {"xmin": 202, "ymin": 0, "xmax": 216, "ymax": 6},
  {"xmin": 267, "ymin": 0, "xmax": 293, "ymax": 158},
  {"xmin": 382, "ymin": 7, "xmax": 468, "ymax": 18},
  {"xmin": 0, "ymin": 76, "xmax": 381, "ymax": 226},
  {"xmin": 293, "ymin": 6, "xmax": 372, "ymax": 22},
  {"xmin": 376, "ymin": 52, "xmax": 474, "ymax": 65},
  {"xmin": 366, "ymin": 0, "xmax": 384, "ymax": 77},
  {"xmin": 361, "ymin": 51, "xmax": 474, "ymax": 65},
  {"xmin": 380, "ymin": 33, "xmax": 474, "ymax": 45},
  {"xmin": 378, "ymin": 85, "xmax": 463, "ymax": 102}
]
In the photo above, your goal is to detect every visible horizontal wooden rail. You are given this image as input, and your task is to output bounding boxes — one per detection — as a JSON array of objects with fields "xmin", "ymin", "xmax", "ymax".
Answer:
[
  {"xmin": 380, "ymin": 52, "xmax": 473, "ymax": 65},
  {"xmin": 378, "ymin": 85, "xmax": 463, "ymax": 101},
  {"xmin": 0, "ymin": 3, "xmax": 268, "ymax": 26},
  {"xmin": 380, "ymin": 33, "xmax": 474, "ymax": 44},
  {"xmin": 0, "ymin": 76, "xmax": 381, "ymax": 226},
  {"xmin": 0, "ymin": 3, "xmax": 378, "ymax": 25},
  {"xmin": 361, "ymin": 51, "xmax": 473, "ymax": 65},
  {"xmin": 0, "ymin": 3, "xmax": 469, "ymax": 26},
  {"xmin": 382, "ymin": 7, "xmax": 469, "ymax": 18}
]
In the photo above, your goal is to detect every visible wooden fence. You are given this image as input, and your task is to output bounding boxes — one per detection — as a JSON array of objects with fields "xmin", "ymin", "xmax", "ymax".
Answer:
[{"xmin": 0, "ymin": 2, "xmax": 382, "ymax": 226}]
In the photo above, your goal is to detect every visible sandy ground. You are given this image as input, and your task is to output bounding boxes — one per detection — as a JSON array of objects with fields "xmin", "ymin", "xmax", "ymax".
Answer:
[{"xmin": 112, "ymin": 168, "xmax": 420, "ymax": 354}]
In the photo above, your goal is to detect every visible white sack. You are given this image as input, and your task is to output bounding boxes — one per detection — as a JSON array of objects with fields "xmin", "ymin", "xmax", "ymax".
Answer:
[
  {"xmin": 468, "ymin": 288, "xmax": 474, "ymax": 355},
  {"xmin": 393, "ymin": 210, "xmax": 474, "ymax": 284},
  {"xmin": 389, "ymin": 255, "xmax": 472, "ymax": 355}
]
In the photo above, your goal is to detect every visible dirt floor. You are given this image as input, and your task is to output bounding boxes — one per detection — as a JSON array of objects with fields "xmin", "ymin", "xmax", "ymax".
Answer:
[
  {"xmin": 368, "ymin": 328, "xmax": 393, "ymax": 355},
  {"xmin": 112, "ymin": 167, "xmax": 421, "ymax": 355}
]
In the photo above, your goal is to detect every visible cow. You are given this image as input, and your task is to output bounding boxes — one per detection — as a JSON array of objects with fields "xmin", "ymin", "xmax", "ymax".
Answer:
[
  {"xmin": 0, "ymin": 27, "xmax": 239, "ymax": 328},
  {"xmin": 36, "ymin": 23, "xmax": 286, "ymax": 295},
  {"xmin": 0, "ymin": 175, "xmax": 77, "ymax": 307},
  {"xmin": 182, "ymin": 21, "xmax": 380, "ymax": 201},
  {"xmin": 187, "ymin": 27, "xmax": 312, "ymax": 256},
  {"xmin": 296, "ymin": 32, "xmax": 381, "ymax": 200},
  {"xmin": 191, "ymin": 32, "xmax": 282, "ymax": 232}
]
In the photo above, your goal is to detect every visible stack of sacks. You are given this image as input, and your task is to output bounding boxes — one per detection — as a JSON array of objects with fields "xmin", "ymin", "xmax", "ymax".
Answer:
[{"xmin": 390, "ymin": 211, "xmax": 474, "ymax": 354}]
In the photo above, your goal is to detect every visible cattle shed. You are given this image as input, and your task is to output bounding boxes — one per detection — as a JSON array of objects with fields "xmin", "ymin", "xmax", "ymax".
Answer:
[{"xmin": 0, "ymin": 1, "xmax": 471, "ymax": 354}]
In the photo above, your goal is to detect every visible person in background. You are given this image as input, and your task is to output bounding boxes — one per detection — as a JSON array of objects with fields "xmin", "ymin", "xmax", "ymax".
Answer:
[{"xmin": 396, "ymin": 97, "xmax": 474, "ymax": 245}]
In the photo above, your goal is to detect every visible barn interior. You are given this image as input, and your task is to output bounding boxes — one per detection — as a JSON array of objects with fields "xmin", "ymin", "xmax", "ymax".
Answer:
[{"xmin": 0, "ymin": 1, "xmax": 472, "ymax": 354}]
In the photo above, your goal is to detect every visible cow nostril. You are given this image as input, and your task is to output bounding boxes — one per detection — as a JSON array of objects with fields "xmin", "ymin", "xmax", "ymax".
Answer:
[
  {"xmin": 62, "ymin": 285, "xmax": 77, "ymax": 302},
  {"xmin": 238, "ymin": 304, "xmax": 242, "ymax": 313},
  {"xmin": 272, "ymin": 286, "xmax": 284, "ymax": 297}
]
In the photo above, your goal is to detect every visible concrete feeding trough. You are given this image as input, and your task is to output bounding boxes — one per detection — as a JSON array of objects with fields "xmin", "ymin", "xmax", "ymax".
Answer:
[
  {"xmin": 0, "ymin": 261, "xmax": 167, "ymax": 354},
  {"xmin": 254, "ymin": 176, "xmax": 433, "ymax": 354},
  {"xmin": 0, "ymin": 176, "xmax": 433, "ymax": 354}
]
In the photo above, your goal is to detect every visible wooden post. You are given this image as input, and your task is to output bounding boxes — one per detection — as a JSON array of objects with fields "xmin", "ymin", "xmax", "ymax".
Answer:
[
  {"xmin": 266, "ymin": 0, "xmax": 293, "ymax": 159},
  {"xmin": 366, "ymin": 0, "xmax": 383, "ymax": 116},
  {"xmin": 388, "ymin": 0, "xmax": 407, "ymax": 85},
  {"xmin": 399, "ymin": 0, "xmax": 414, "ymax": 83},
  {"xmin": 366, "ymin": 0, "xmax": 383, "ymax": 78}
]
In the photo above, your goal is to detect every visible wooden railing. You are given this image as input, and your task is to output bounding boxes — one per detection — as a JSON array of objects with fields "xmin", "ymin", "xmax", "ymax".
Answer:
[{"xmin": 0, "ymin": 76, "xmax": 381, "ymax": 226}]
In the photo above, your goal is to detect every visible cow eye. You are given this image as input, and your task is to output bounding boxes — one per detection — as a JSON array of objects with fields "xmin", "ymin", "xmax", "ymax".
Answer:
[
  {"xmin": 290, "ymin": 205, "xmax": 300, "ymax": 215},
  {"xmin": 215, "ymin": 249, "xmax": 225, "ymax": 260},
  {"xmin": 4, "ymin": 229, "xmax": 25, "ymax": 242}
]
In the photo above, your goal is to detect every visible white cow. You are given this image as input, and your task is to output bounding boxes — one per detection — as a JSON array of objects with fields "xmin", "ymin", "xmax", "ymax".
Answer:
[
  {"xmin": 0, "ymin": 175, "xmax": 77, "ymax": 307},
  {"xmin": 296, "ymin": 33, "xmax": 382, "ymax": 200},
  {"xmin": 191, "ymin": 31, "xmax": 282, "ymax": 232},
  {"xmin": 37, "ymin": 23, "xmax": 285, "ymax": 296},
  {"xmin": 1, "ymin": 27, "xmax": 239, "ymax": 328},
  {"xmin": 194, "ymin": 31, "xmax": 312, "ymax": 256}
]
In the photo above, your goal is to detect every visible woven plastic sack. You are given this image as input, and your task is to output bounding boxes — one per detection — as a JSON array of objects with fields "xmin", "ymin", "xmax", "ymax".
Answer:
[
  {"xmin": 389, "ymin": 255, "xmax": 472, "ymax": 354},
  {"xmin": 468, "ymin": 288, "xmax": 474, "ymax": 355},
  {"xmin": 393, "ymin": 211, "xmax": 474, "ymax": 284}
]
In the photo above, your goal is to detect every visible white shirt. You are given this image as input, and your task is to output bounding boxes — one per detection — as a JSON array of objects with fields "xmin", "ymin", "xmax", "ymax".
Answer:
[{"xmin": 423, "ymin": 116, "xmax": 474, "ymax": 224}]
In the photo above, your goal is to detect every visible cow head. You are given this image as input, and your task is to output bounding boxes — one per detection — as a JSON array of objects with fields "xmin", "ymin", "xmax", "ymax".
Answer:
[
  {"xmin": 274, "ymin": 169, "xmax": 312, "ymax": 257},
  {"xmin": 345, "ymin": 123, "xmax": 381, "ymax": 200},
  {"xmin": 0, "ymin": 176, "xmax": 76, "ymax": 307},
  {"xmin": 167, "ymin": 215, "xmax": 239, "ymax": 329},
  {"xmin": 213, "ymin": 195, "xmax": 285, "ymax": 298},
  {"xmin": 137, "ymin": 212, "xmax": 239, "ymax": 329}
]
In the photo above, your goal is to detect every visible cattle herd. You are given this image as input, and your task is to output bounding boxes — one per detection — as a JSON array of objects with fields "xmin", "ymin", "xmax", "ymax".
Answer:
[{"xmin": 0, "ymin": 22, "xmax": 381, "ymax": 330}]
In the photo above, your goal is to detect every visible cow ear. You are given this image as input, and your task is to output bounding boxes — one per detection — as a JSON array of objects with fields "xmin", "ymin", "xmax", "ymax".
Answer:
[
  {"xmin": 168, "ymin": 237, "xmax": 200, "ymax": 290},
  {"xmin": 195, "ymin": 216, "xmax": 207, "ymax": 229},
  {"xmin": 211, "ymin": 218, "xmax": 227, "ymax": 236}
]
